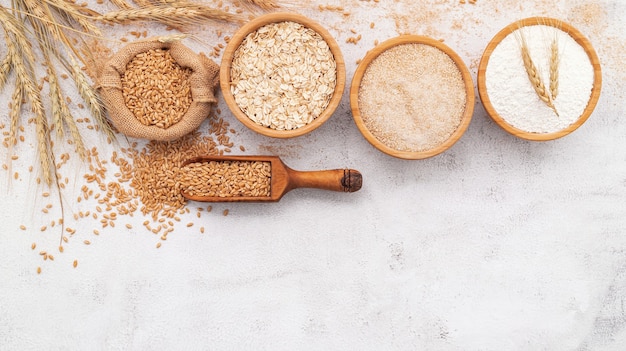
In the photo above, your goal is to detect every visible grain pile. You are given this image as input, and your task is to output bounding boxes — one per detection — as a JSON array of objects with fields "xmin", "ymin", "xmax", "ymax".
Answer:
[
  {"xmin": 181, "ymin": 161, "xmax": 271, "ymax": 198},
  {"xmin": 121, "ymin": 48, "xmax": 193, "ymax": 129},
  {"xmin": 22, "ymin": 113, "xmax": 238, "ymax": 272},
  {"xmin": 358, "ymin": 43, "xmax": 466, "ymax": 152},
  {"xmin": 84, "ymin": 119, "xmax": 232, "ymax": 227},
  {"xmin": 230, "ymin": 21, "xmax": 337, "ymax": 130}
]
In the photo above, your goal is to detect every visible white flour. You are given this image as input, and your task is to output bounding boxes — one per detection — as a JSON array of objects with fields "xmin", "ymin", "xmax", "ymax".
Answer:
[{"xmin": 485, "ymin": 25, "xmax": 594, "ymax": 133}]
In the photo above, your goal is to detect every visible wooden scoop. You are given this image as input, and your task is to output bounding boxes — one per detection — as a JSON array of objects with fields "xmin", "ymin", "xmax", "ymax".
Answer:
[{"xmin": 181, "ymin": 155, "xmax": 362, "ymax": 202}]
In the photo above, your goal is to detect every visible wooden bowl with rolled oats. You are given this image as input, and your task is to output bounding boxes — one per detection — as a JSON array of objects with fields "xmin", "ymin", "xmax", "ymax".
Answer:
[{"xmin": 220, "ymin": 12, "xmax": 346, "ymax": 138}]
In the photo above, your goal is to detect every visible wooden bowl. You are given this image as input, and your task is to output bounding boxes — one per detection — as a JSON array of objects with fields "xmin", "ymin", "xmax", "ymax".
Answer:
[
  {"xmin": 350, "ymin": 35, "xmax": 475, "ymax": 159},
  {"xmin": 220, "ymin": 13, "xmax": 346, "ymax": 138},
  {"xmin": 477, "ymin": 17, "xmax": 602, "ymax": 141}
]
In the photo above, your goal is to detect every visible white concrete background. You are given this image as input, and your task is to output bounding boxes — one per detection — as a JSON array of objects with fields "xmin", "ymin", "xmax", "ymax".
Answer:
[{"xmin": 1, "ymin": 0, "xmax": 625, "ymax": 350}]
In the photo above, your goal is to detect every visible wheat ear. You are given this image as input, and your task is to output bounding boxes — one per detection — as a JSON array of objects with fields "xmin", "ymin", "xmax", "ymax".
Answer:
[
  {"xmin": 47, "ymin": 66, "xmax": 65, "ymax": 140},
  {"xmin": 67, "ymin": 54, "xmax": 115, "ymax": 141},
  {"xmin": 59, "ymin": 93, "xmax": 88, "ymax": 160},
  {"xmin": 4, "ymin": 24, "xmax": 22, "ymax": 163},
  {"xmin": 8, "ymin": 82, "xmax": 23, "ymax": 151},
  {"xmin": 549, "ymin": 38, "xmax": 559, "ymax": 101},
  {"xmin": 47, "ymin": 63, "xmax": 87, "ymax": 159},
  {"xmin": 132, "ymin": 0, "xmax": 157, "ymax": 7},
  {"xmin": 109, "ymin": 0, "xmax": 134, "ymax": 9},
  {"xmin": 169, "ymin": 2, "xmax": 245, "ymax": 23},
  {"xmin": 0, "ymin": 54, "xmax": 12, "ymax": 91},
  {"xmin": 33, "ymin": 92, "xmax": 54, "ymax": 186},
  {"xmin": 242, "ymin": 0, "xmax": 280, "ymax": 10},
  {"xmin": 518, "ymin": 31, "xmax": 559, "ymax": 116},
  {"xmin": 98, "ymin": 4, "xmax": 244, "ymax": 24},
  {"xmin": 97, "ymin": 6, "xmax": 202, "ymax": 23},
  {"xmin": 5, "ymin": 83, "xmax": 23, "ymax": 182}
]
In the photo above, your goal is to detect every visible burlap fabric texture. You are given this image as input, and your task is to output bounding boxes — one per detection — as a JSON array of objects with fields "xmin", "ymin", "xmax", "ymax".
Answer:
[{"xmin": 97, "ymin": 40, "xmax": 219, "ymax": 141}]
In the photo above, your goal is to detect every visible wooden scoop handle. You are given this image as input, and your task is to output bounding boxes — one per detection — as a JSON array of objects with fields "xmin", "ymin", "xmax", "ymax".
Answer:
[{"xmin": 287, "ymin": 168, "xmax": 362, "ymax": 193}]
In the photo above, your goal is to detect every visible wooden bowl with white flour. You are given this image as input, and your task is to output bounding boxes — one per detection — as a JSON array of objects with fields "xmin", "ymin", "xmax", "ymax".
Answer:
[
  {"xmin": 477, "ymin": 17, "xmax": 602, "ymax": 141},
  {"xmin": 220, "ymin": 13, "xmax": 346, "ymax": 138},
  {"xmin": 350, "ymin": 35, "xmax": 475, "ymax": 160}
]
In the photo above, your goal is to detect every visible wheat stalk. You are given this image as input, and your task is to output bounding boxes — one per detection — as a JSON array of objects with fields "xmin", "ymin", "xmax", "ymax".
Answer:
[
  {"xmin": 97, "ymin": 3, "xmax": 244, "ymax": 25},
  {"xmin": 16, "ymin": 0, "xmax": 87, "ymax": 70},
  {"xmin": 31, "ymin": 7, "xmax": 70, "ymax": 149},
  {"xmin": 47, "ymin": 59, "xmax": 88, "ymax": 160},
  {"xmin": 48, "ymin": 60, "xmax": 86, "ymax": 159},
  {"xmin": 97, "ymin": 6, "xmax": 202, "ymax": 23},
  {"xmin": 32, "ymin": 1, "xmax": 94, "ymax": 160},
  {"xmin": 517, "ymin": 30, "xmax": 559, "ymax": 117},
  {"xmin": 56, "ymin": 82, "xmax": 88, "ymax": 159},
  {"xmin": 67, "ymin": 54, "xmax": 115, "ymax": 142},
  {"xmin": 0, "ymin": 6, "xmax": 54, "ymax": 185}
]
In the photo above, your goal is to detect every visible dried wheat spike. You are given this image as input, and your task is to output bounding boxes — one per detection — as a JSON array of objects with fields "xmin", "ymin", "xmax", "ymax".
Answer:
[
  {"xmin": 549, "ymin": 39, "xmax": 560, "ymax": 101},
  {"xmin": 519, "ymin": 34, "xmax": 559, "ymax": 116}
]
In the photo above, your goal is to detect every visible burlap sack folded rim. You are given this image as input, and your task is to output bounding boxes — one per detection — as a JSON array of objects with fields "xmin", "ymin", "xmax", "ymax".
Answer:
[{"xmin": 97, "ymin": 40, "xmax": 219, "ymax": 141}]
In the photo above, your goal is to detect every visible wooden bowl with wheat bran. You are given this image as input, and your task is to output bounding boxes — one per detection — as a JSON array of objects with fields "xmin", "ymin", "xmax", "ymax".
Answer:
[
  {"xmin": 220, "ymin": 12, "xmax": 346, "ymax": 138},
  {"xmin": 477, "ymin": 17, "xmax": 602, "ymax": 141},
  {"xmin": 350, "ymin": 35, "xmax": 475, "ymax": 160}
]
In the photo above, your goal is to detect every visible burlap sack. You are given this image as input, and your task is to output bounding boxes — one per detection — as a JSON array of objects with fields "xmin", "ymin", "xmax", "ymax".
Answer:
[{"xmin": 97, "ymin": 40, "xmax": 219, "ymax": 141}]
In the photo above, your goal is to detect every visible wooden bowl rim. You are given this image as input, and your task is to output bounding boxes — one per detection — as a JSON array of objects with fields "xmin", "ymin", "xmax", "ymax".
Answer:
[
  {"xmin": 350, "ymin": 35, "xmax": 475, "ymax": 160},
  {"xmin": 477, "ymin": 17, "xmax": 602, "ymax": 141},
  {"xmin": 220, "ymin": 12, "xmax": 346, "ymax": 139}
]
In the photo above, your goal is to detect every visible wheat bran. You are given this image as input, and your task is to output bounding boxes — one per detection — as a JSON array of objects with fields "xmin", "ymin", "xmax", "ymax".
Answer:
[{"xmin": 358, "ymin": 43, "xmax": 466, "ymax": 152}]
